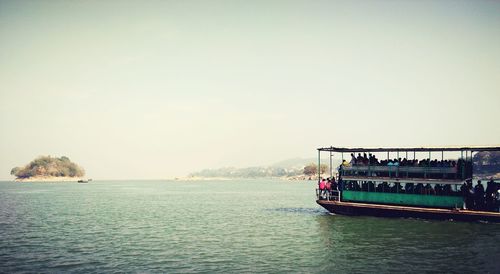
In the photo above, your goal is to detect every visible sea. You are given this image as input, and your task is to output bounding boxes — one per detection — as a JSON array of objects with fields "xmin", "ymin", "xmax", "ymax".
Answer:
[{"xmin": 0, "ymin": 179, "xmax": 499, "ymax": 273}]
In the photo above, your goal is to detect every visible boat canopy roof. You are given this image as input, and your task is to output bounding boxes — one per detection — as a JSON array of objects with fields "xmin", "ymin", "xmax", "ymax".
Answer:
[{"xmin": 318, "ymin": 146, "xmax": 500, "ymax": 153}]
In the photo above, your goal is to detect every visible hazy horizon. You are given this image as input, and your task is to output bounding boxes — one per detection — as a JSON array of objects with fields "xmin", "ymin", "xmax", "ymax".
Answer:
[{"xmin": 1, "ymin": 0, "xmax": 499, "ymax": 180}]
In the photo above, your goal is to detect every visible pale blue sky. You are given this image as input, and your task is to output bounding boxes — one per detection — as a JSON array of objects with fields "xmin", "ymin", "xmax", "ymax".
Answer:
[{"xmin": 1, "ymin": 0, "xmax": 499, "ymax": 179}]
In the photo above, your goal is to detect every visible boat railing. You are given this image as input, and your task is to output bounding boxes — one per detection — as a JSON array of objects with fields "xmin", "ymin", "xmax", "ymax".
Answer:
[
  {"xmin": 341, "ymin": 175, "xmax": 465, "ymax": 185},
  {"xmin": 316, "ymin": 189, "xmax": 340, "ymax": 201}
]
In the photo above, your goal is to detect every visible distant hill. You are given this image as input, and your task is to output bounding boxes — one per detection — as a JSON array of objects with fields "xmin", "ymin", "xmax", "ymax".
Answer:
[
  {"xmin": 473, "ymin": 151, "xmax": 500, "ymax": 178},
  {"xmin": 188, "ymin": 157, "xmax": 342, "ymax": 179},
  {"xmin": 11, "ymin": 156, "xmax": 85, "ymax": 179},
  {"xmin": 268, "ymin": 157, "xmax": 317, "ymax": 168}
]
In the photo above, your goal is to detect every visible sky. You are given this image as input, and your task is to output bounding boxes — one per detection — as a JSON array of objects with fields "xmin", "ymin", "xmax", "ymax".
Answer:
[{"xmin": 0, "ymin": 0, "xmax": 499, "ymax": 179}]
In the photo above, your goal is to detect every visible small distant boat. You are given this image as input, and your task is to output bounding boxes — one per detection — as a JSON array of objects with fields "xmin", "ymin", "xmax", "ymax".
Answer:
[{"xmin": 77, "ymin": 179, "xmax": 89, "ymax": 183}]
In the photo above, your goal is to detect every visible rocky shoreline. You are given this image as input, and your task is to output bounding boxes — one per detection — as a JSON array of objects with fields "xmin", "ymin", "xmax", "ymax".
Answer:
[{"xmin": 14, "ymin": 176, "xmax": 84, "ymax": 182}]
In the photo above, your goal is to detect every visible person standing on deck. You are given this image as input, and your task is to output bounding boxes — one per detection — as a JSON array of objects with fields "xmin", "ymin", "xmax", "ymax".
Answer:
[
  {"xmin": 319, "ymin": 179, "xmax": 326, "ymax": 199},
  {"xmin": 331, "ymin": 176, "xmax": 338, "ymax": 190},
  {"xmin": 485, "ymin": 179, "xmax": 496, "ymax": 211},
  {"xmin": 474, "ymin": 181, "xmax": 485, "ymax": 210},
  {"xmin": 496, "ymin": 186, "xmax": 500, "ymax": 212},
  {"xmin": 325, "ymin": 179, "xmax": 332, "ymax": 199},
  {"xmin": 461, "ymin": 182, "xmax": 467, "ymax": 202},
  {"xmin": 466, "ymin": 180, "xmax": 475, "ymax": 209},
  {"xmin": 350, "ymin": 153, "xmax": 356, "ymax": 166},
  {"xmin": 356, "ymin": 153, "xmax": 363, "ymax": 165}
]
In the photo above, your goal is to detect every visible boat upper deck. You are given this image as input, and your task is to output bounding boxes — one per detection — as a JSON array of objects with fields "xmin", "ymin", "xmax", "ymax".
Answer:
[{"xmin": 318, "ymin": 146, "xmax": 500, "ymax": 153}]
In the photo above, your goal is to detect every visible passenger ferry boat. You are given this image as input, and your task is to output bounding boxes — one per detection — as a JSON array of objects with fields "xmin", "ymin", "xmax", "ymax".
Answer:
[{"xmin": 316, "ymin": 146, "xmax": 500, "ymax": 222}]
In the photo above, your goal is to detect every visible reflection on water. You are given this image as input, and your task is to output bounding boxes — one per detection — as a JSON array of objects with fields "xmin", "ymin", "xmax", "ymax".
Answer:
[{"xmin": 315, "ymin": 214, "xmax": 500, "ymax": 273}]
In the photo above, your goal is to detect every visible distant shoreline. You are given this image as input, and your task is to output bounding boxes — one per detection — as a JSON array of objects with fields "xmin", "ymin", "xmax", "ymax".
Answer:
[
  {"xmin": 14, "ymin": 176, "xmax": 84, "ymax": 182},
  {"xmin": 175, "ymin": 174, "xmax": 329, "ymax": 181}
]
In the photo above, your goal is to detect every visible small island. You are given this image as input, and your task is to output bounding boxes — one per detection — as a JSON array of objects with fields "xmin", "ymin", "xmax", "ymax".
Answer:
[{"xmin": 11, "ymin": 156, "xmax": 85, "ymax": 182}]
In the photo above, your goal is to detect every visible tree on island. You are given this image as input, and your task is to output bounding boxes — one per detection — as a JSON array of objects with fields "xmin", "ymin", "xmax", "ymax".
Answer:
[
  {"xmin": 473, "ymin": 151, "xmax": 500, "ymax": 177},
  {"xmin": 303, "ymin": 163, "xmax": 328, "ymax": 176},
  {"xmin": 11, "ymin": 156, "xmax": 85, "ymax": 179}
]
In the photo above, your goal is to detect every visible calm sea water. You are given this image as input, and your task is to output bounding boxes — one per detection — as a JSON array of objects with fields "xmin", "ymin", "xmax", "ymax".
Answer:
[{"xmin": 0, "ymin": 179, "xmax": 499, "ymax": 273}]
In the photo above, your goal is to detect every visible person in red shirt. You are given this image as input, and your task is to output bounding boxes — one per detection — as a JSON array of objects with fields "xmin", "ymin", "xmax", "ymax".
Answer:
[
  {"xmin": 319, "ymin": 179, "xmax": 326, "ymax": 190},
  {"xmin": 319, "ymin": 178, "xmax": 326, "ymax": 198}
]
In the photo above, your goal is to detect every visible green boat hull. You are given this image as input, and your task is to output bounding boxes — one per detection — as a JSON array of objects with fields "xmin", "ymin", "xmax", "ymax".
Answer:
[{"xmin": 342, "ymin": 190, "xmax": 464, "ymax": 209}]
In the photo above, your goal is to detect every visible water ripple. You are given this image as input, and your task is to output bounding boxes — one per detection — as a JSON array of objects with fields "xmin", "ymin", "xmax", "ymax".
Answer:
[{"xmin": 1, "ymin": 180, "xmax": 499, "ymax": 273}]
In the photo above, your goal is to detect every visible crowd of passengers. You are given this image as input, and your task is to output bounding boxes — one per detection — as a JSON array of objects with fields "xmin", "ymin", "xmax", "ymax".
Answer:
[
  {"xmin": 461, "ymin": 179, "xmax": 500, "ymax": 211},
  {"xmin": 340, "ymin": 153, "xmax": 472, "ymax": 179},
  {"xmin": 318, "ymin": 177, "xmax": 500, "ymax": 212},
  {"xmin": 318, "ymin": 177, "xmax": 339, "ymax": 194},
  {"xmin": 343, "ymin": 180, "xmax": 457, "ymax": 195},
  {"xmin": 345, "ymin": 152, "xmax": 463, "ymax": 167}
]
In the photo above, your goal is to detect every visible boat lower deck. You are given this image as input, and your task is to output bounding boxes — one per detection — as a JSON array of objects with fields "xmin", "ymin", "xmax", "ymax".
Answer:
[{"xmin": 317, "ymin": 200, "xmax": 500, "ymax": 222}]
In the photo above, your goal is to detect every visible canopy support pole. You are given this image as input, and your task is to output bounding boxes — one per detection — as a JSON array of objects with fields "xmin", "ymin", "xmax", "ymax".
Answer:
[
  {"xmin": 318, "ymin": 150, "xmax": 321, "ymax": 183},
  {"xmin": 330, "ymin": 151, "xmax": 333, "ymax": 178}
]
